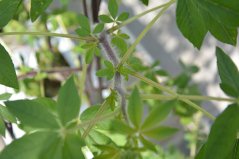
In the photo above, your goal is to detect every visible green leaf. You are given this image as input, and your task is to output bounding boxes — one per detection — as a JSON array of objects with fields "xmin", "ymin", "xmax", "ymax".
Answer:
[
  {"xmin": 117, "ymin": 12, "xmax": 129, "ymax": 21},
  {"xmin": 93, "ymin": 23, "xmax": 105, "ymax": 34},
  {"xmin": 30, "ymin": 0, "xmax": 53, "ymax": 21},
  {"xmin": 99, "ymin": 15, "xmax": 114, "ymax": 23},
  {"xmin": 0, "ymin": 44, "xmax": 19, "ymax": 89},
  {"xmin": 110, "ymin": 119, "xmax": 135, "ymax": 135},
  {"xmin": 141, "ymin": 101, "xmax": 174, "ymax": 131},
  {"xmin": 0, "ymin": 93, "xmax": 12, "ymax": 100},
  {"xmin": 96, "ymin": 61, "xmax": 115, "ymax": 80},
  {"xmin": 111, "ymin": 36, "xmax": 128, "ymax": 54},
  {"xmin": 108, "ymin": 0, "xmax": 118, "ymax": 19},
  {"xmin": 139, "ymin": 135, "xmax": 157, "ymax": 152},
  {"xmin": 75, "ymin": 28, "xmax": 90, "ymax": 37},
  {"xmin": 0, "ymin": 117, "xmax": 5, "ymax": 136},
  {"xmin": 216, "ymin": 47, "xmax": 239, "ymax": 97},
  {"xmin": 197, "ymin": 104, "xmax": 239, "ymax": 159},
  {"xmin": 85, "ymin": 48, "xmax": 95, "ymax": 64},
  {"xmin": 57, "ymin": 76, "xmax": 80, "ymax": 125},
  {"xmin": 5, "ymin": 99, "xmax": 59, "ymax": 129},
  {"xmin": 140, "ymin": 0, "xmax": 149, "ymax": 6},
  {"xmin": 0, "ymin": 132, "xmax": 55, "ymax": 159},
  {"xmin": 0, "ymin": 0, "xmax": 22, "ymax": 28},
  {"xmin": 62, "ymin": 134, "xmax": 85, "ymax": 159},
  {"xmin": 176, "ymin": 0, "xmax": 239, "ymax": 48},
  {"xmin": 5, "ymin": 100, "xmax": 58, "ymax": 129},
  {"xmin": 78, "ymin": 14, "xmax": 91, "ymax": 33},
  {"xmin": 127, "ymin": 87, "xmax": 143, "ymax": 128},
  {"xmin": 142, "ymin": 126, "xmax": 177, "ymax": 141},
  {"xmin": 0, "ymin": 105, "xmax": 16, "ymax": 123}
]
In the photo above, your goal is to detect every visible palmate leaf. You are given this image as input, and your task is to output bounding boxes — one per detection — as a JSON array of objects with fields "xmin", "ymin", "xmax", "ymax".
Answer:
[
  {"xmin": 0, "ymin": 0, "xmax": 22, "ymax": 28},
  {"xmin": 30, "ymin": 0, "xmax": 53, "ymax": 21},
  {"xmin": 196, "ymin": 104, "xmax": 239, "ymax": 159},
  {"xmin": 216, "ymin": 47, "xmax": 239, "ymax": 97},
  {"xmin": 176, "ymin": 0, "xmax": 239, "ymax": 48},
  {"xmin": 0, "ymin": 44, "xmax": 19, "ymax": 89},
  {"xmin": 57, "ymin": 76, "xmax": 81, "ymax": 125}
]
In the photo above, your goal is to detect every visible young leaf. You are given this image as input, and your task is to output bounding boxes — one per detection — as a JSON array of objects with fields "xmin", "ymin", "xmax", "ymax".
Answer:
[
  {"xmin": 127, "ymin": 87, "xmax": 143, "ymax": 128},
  {"xmin": 197, "ymin": 104, "xmax": 239, "ymax": 159},
  {"xmin": 0, "ymin": 44, "xmax": 19, "ymax": 89},
  {"xmin": 5, "ymin": 99, "xmax": 59, "ymax": 129},
  {"xmin": 30, "ymin": 0, "xmax": 53, "ymax": 21},
  {"xmin": 93, "ymin": 23, "xmax": 105, "ymax": 34},
  {"xmin": 0, "ymin": 0, "xmax": 22, "ymax": 28},
  {"xmin": 0, "ymin": 132, "xmax": 55, "ymax": 159},
  {"xmin": 99, "ymin": 15, "xmax": 114, "ymax": 23},
  {"xmin": 142, "ymin": 126, "xmax": 177, "ymax": 141},
  {"xmin": 57, "ymin": 76, "xmax": 80, "ymax": 125},
  {"xmin": 108, "ymin": 0, "xmax": 118, "ymax": 19},
  {"xmin": 216, "ymin": 47, "xmax": 239, "ymax": 97},
  {"xmin": 117, "ymin": 12, "xmax": 129, "ymax": 21},
  {"xmin": 141, "ymin": 101, "xmax": 174, "ymax": 131}
]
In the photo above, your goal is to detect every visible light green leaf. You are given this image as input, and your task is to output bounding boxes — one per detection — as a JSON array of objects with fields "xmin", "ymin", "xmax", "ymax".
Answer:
[
  {"xmin": 176, "ymin": 0, "xmax": 239, "ymax": 48},
  {"xmin": 110, "ymin": 119, "xmax": 135, "ymax": 135},
  {"xmin": 0, "ymin": 93, "xmax": 12, "ymax": 100},
  {"xmin": 96, "ymin": 61, "xmax": 115, "ymax": 80},
  {"xmin": 75, "ymin": 28, "xmax": 90, "ymax": 37},
  {"xmin": 197, "ymin": 104, "xmax": 239, "ymax": 159},
  {"xmin": 78, "ymin": 14, "xmax": 91, "ymax": 33},
  {"xmin": 112, "ymin": 36, "xmax": 127, "ymax": 54},
  {"xmin": 30, "ymin": 0, "xmax": 53, "ymax": 21},
  {"xmin": 216, "ymin": 47, "xmax": 239, "ymax": 97},
  {"xmin": 99, "ymin": 15, "xmax": 114, "ymax": 23},
  {"xmin": 0, "ymin": 0, "xmax": 21, "ymax": 28},
  {"xmin": 0, "ymin": 132, "xmax": 55, "ymax": 159},
  {"xmin": 142, "ymin": 126, "xmax": 177, "ymax": 141},
  {"xmin": 93, "ymin": 23, "xmax": 105, "ymax": 34},
  {"xmin": 0, "ymin": 44, "xmax": 19, "ymax": 89},
  {"xmin": 108, "ymin": 0, "xmax": 118, "ymax": 19},
  {"xmin": 139, "ymin": 135, "xmax": 157, "ymax": 152},
  {"xmin": 0, "ymin": 105, "xmax": 16, "ymax": 123},
  {"xmin": 0, "ymin": 117, "xmax": 5, "ymax": 136},
  {"xmin": 5, "ymin": 99, "xmax": 59, "ymax": 129},
  {"xmin": 62, "ymin": 134, "xmax": 85, "ymax": 159},
  {"xmin": 127, "ymin": 87, "xmax": 143, "ymax": 128},
  {"xmin": 57, "ymin": 76, "xmax": 80, "ymax": 125},
  {"xmin": 141, "ymin": 101, "xmax": 174, "ymax": 131},
  {"xmin": 117, "ymin": 12, "xmax": 129, "ymax": 21},
  {"xmin": 85, "ymin": 48, "xmax": 95, "ymax": 64}
]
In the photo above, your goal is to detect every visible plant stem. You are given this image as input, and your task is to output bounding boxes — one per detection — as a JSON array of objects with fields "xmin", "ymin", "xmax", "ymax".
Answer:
[
  {"xmin": 108, "ymin": 0, "xmax": 176, "ymax": 33},
  {"xmin": 129, "ymin": 71, "xmax": 215, "ymax": 120},
  {"xmin": 0, "ymin": 32, "xmax": 96, "ymax": 41},
  {"xmin": 117, "ymin": 1, "xmax": 174, "ymax": 69},
  {"xmin": 141, "ymin": 94, "xmax": 236, "ymax": 102}
]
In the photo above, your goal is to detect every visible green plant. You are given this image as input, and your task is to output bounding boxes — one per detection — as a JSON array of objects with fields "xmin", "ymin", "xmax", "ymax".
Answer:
[{"xmin": 0, "ymin": 0, "xmax": 238, "ymax": 158}]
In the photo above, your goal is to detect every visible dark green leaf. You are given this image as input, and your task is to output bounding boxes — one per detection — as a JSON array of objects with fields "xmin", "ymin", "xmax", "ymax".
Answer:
[
  {"xmin": 57, "ymin": 76, "xmax": 80, "ymax": 125},
  {"xmin": 117, "ymin": 12, "xmax": 129, "ymax": 21},
  {"xmin": 0, "ymin": 0, "xmax": 21, "ymax": 28},
  {"xmin": 0, "ymin": 44, "xmax": 19, "ymax": 89},
  {"xmin": 108, "ymin": 0, "xmax": 118, "ymax": 18},
  {"xmin": 216, "ymin": 47, "xmax": 239, "ymax": 97},
  {"xmin": 99, "ymin": 15, "xmax": 114, "ymax": 23},
  {"xmin": 198, "ymin": 104, "xmax": 239, "ymax": 159},
  {"xmin": 0, "ymin": 93, "xmax": 12, "ymax": 100},
  {"xmin": 75, "ymin": 28, "xmax": 90, "ymax": 37},
  {"xmin": 140, "ymin": 0, "xmax": 149, "ymax": 5},
  {"xmin": 93, "ymin": 23, "xmax": 105, "ymax": 34},
  {"xmin": 127, "ymin": 87, "xmax": 143, "ymax": 128},
  {"xmin": 0, "ymin": 132, "xmax": 55, "ymax": 159},
  {"xmin": 0, "ymin": 117, "xmax": 5, "ymax": 136},
  {"xmin": 142, "ymin": 126, "xmax": 177, "ymax": 141},
  {"xmin": 5, "ymin": 99, "xmax": 59, "ymax": 129},
  {"xmin": 30, "ymin": 0, "xmax": 53, "ymax": 21},
  {"xmin": 141, "ymin": 101, "xmax": 174, "ymax": 131},
  {"xmin": 62, "ymin": 134, "xmax": 85, "ymax": 159},
  {"xmin": 176, "ymin": 0, "xmax": 239, "ymax": 48}
]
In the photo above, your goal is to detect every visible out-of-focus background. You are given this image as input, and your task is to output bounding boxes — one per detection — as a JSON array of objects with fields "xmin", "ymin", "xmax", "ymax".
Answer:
[{"xmin": 0, "ymin": 0, "xmax": 238, "ymax": 157}]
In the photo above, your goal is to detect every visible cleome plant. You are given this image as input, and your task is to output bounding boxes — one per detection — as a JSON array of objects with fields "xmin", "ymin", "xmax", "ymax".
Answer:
[{"xmin": 0, "ymin": 0, "xmax": 238, "ymax": 159}]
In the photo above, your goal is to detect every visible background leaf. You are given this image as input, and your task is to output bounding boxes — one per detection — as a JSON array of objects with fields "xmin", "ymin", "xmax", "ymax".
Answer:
[
  {"xmin": 0, "ymin": 44, "xmax": 19, "ymax": 89},
  {"xmin": 30, "ymin": 0, "xmax": 53, "ymax": 21}
]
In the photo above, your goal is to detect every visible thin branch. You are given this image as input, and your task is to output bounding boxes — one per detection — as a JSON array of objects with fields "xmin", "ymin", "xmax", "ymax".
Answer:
[{"xmin": 82, "ymin": 0, "xmax": 89, "ymax": 17}]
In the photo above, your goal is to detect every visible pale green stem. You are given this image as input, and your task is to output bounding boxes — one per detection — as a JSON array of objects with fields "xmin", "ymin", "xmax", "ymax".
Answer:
[
  {"xmin": 108, "ymin": 0, "xmax": 176, "ymax": 33},
  {"xmin": 117, "ymin": 1, "xmax": 174, "ymax": 69},
  {"xmin": 141, "ymin": 94, "xmax": 236, "ymax": 102},
  {"xmin": 0, "ymin": 32, "xmax": 96, "ymax": 41},
  {"xmin": 129, "ymin": 71, "xmax": 215, "ymax": 120}
]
